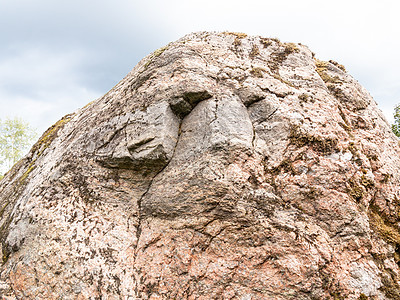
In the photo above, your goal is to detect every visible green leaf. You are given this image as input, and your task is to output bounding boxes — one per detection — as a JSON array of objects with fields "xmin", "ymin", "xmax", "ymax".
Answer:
[
  {"xmin": 393, "ymin": 104, "xmax": 400, "ymax": 138},
  {"xmin": 0, "ymin": 117, "xmax": 37, "ymax": 176}
]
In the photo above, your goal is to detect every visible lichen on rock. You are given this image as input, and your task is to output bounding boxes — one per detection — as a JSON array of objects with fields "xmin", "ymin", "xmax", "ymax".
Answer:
[{"xmin": 0, "ymin": 31, "xmax": 399, "ymax": 299}]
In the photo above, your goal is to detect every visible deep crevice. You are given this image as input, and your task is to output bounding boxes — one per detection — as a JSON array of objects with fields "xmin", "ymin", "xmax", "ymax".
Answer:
[
  {"xmin": 251, "ymin": 122, "xmax": 256, "ymax": 148},
  {"xmin": 209, "ymin": 99, "xmax": 219, "ymax": 126},
  {"xmin": 135, "ymin": 121, "xmax": 183, "ymax": 250},
  {"xmin": 243, "ymin": 95, "xmax": 265, "ymax": 107},
  {"xmin": 259, "ymin": 86, "xmax": 288, "ymax": 99}
]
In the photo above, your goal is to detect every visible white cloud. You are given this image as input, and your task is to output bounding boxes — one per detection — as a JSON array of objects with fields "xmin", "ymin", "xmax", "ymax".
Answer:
[
  {"xmin": 0, "ymin": 48, "xmax": 101, "ymax": 133},
  {"xmin": 147, "ymin": 0, "xmax": 400, "ymax": 122}
]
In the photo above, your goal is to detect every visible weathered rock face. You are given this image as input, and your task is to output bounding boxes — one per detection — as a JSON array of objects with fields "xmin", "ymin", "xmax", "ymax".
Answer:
[{"xmin": 0, "ymin": 32, "xmax": 400, "ymax": 299}]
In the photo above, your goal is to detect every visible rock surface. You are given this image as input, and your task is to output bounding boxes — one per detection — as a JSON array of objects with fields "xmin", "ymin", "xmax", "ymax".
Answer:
[{"xmin": 0, "ymin": 32, "xmax": 400, "ymax": 299}]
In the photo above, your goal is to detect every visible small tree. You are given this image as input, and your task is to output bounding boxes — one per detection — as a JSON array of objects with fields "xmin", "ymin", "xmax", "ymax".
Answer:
[
  {"xmin": 393, "ymin": 104, "xmax": 400, "ymax": 138},
  {"xmin": 0, "ymin": 117, "xmax": 37, "ymax": 178}
]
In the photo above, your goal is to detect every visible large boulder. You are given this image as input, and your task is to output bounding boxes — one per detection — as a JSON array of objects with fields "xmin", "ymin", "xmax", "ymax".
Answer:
[{"xmin": 0, "ymin": 32, "xmax": 399, "ymax": 299}]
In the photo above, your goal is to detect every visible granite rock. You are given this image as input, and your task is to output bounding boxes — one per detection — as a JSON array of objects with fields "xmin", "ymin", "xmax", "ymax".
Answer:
[{"xmin": 0, "ymin": 32, "xmax": 400, "ymax": 299}]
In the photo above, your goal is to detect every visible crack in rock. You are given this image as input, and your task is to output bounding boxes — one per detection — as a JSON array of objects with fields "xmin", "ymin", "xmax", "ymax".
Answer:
[{"xmin": 0, "ymin": 31, "xmax": 399, "ymax": 299}]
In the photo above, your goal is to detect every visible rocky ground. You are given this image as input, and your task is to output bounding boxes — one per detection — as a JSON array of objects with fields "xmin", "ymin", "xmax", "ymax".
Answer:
[{"xmin": 0, "ymin": 32, "xmax": 399, "ymax": 299}]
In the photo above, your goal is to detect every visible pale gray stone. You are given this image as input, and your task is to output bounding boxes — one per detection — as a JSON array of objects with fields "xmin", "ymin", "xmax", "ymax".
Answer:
[{"xmin": 0, "ymin": 31, "xmax": 399, "ymax": 299}]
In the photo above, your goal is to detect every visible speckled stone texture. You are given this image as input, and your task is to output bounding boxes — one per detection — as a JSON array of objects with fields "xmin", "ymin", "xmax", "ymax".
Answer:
[{"xmin": 0, "ymin": 32, "xmax": 399, "ymax": 299}]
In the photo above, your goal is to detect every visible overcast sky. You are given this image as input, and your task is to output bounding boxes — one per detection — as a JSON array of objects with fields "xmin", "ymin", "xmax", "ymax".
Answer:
[{"xmin": 1, "ymin": 0, "xmax": 399, "ymax": 135}]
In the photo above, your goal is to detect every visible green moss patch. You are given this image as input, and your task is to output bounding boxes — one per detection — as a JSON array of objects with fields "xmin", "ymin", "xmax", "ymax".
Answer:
[
  {"xmin": 143, "ymin": 45, "xmax": 169, "ymax": 70},
  {"xmin": 298, "ymin": 93, "xmax": 315, "ymax": 103},
  {"xmin": 250, "ymin": 67, "xmax": 266, "ymax": 78},
  {"xmin": 269, "ymin": 43, "xmax": 300, "ymax": 73},
  {"xmin": 265, "ymin": 42, "xmax": 300, "ymax": 87},
  {"xmin": 19, "ymin": 164, "xmax": 36, "ymax": 185},
  {"xmin": 315, "ymin": 59, "xmax": 341, "ymax": 84},
  {"xmin": 223, "ymin": 32, "xmax": 248, "ymax": 39},
  {"xmin": 15, "ymin": 114, "xmax": 73, "ymax": 187},
  {"xmin": 368, "ymin": 205, "xmax": 400, "ymax": 297},
  {"xmin": 249, "ymin": 44, "xmax": 260, "ymax": 58},
  {"xmin": 0, "ymin": 202, "xmax": 9, "ymax": 219},
  {"xmin": 260, "ymin": 38, "xmax": 272, "ymax": 48},
  {"xmin": 31, "ymin": 115, "xmax": 72, "ymax": 156},
  {"xmin": 369, "ymin": 209, "xmax": 400, "ymax": 245},
  {"xmin": 329, "ymin": 60, "xmax": 346, "ymax": 72},
  {"xmin": 222, "ymin": 32, "xmax": 247, "ymax": 47},
  {"xmin": 82, "ymin": 100, "xmax": 95, "ymax": 110},
  {"xmin": 328, "ymin": 84, "xmax": 347, "ymax": 101},
  {"xmin": 348, "ymin": 178, "xmax": 365, "ymax": 201},
  {"xmin": 2, "ymin": 248, "xmax": 10, "ymax": 265}
]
